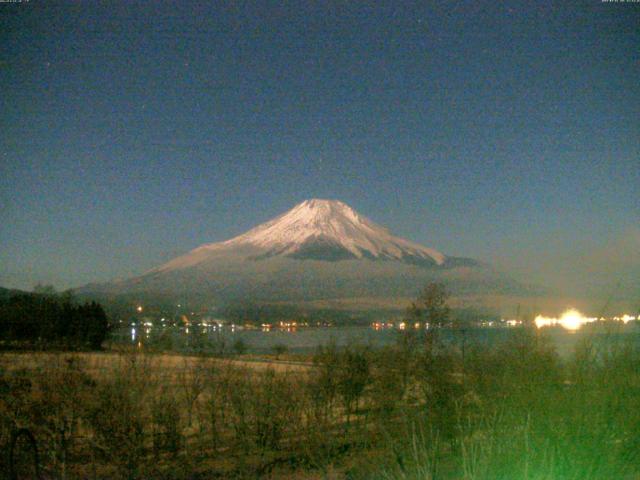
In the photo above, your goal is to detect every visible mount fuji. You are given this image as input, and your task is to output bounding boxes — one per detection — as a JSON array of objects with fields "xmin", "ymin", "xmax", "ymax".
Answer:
[
  {"xmin": 81, "ymin": 199, "xmax": 526, "ymax": 305},
  {"xmin": 155, "ymin": 199, "xmax": 468, "ymax": 269}
]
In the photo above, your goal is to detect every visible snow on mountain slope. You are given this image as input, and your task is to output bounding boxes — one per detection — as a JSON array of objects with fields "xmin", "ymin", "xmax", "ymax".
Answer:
[
  {"xmin": 154, "ymin": 199, "xmax": 446, "ymax": 272},
  {"xmin": 79, "ymin": 199, "xmax": 537, "ymax": 303}
]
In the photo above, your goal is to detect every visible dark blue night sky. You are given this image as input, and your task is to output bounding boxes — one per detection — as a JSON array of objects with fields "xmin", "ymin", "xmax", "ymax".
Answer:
[{"xmin": 1, "ymin": 1, "xmax": 638, "ymax": 298}]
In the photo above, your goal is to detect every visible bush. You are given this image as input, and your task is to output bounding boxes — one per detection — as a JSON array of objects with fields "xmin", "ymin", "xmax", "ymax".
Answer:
[
  {"xmin": 151, "ymin": 388, "xmax": 182, "ymax": 456},
  {"xmin": 272, "ymin": 343, "xmax": 288, "ymax": 359},
  {"xmin": 232, "ymin": 338, "xmax": 249, "ymax": 355},
  {"xmin": 336, "ymin": 345, "xmax": 371, "ymax": 421},
  {"xmin": 83, "ymin": 355, "xmax": 154, "ymax": 477}
]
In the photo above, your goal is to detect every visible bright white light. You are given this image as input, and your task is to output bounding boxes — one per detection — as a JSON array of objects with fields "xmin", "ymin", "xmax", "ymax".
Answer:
[
  {"xmin": 534, "ymin": 308, "xmax": 597, "ymax": 331},
  {"xmin": 534, "ymin": 315, "xmax": 553, "ymax": 329},
  {"xmin": 559, "ymin": 309, "xmax": 584, "ymax": 331}
]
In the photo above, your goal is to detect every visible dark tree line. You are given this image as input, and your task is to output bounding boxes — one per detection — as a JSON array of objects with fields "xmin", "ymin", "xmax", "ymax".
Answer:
[{"xmin": 0, "ymin": 288, "xmax": 109, "ymax": 349}]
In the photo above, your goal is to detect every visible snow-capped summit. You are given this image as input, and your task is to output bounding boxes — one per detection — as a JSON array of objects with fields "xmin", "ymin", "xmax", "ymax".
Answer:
[
  {"xmin": 226, "ymin": 198, "xmax": 446, "ymax": 263},
  {"xmin": 155, "ymin": 199, "xmax": 447, "ymax": 272}
]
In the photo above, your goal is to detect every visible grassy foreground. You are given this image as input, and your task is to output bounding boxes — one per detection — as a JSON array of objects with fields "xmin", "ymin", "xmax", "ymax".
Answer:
[{"xmin": 1, "ymin": 325, "xmax": 639, "ymax": 479}]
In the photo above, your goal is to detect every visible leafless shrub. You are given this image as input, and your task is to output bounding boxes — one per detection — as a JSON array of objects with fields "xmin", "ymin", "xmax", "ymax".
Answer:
[
  {"xmin": 151, "ymin": 385, "xmax": 182, "ymax": 457},
  {"xmin": 336, "ymin": 345, "xmax": 371, "ymax": 425},
  {"xmin": 177, "ymin": 357, "xmax": 206, "ymax": 427},
  {"xmin": 83, "ymin": 353, "xmax": 156, "ymax": 478}
]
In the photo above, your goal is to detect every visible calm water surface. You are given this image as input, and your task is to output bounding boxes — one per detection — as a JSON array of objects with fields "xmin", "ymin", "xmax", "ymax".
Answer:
[{"xmin": 113, "ymin": 323, "xmax": 640, "ymax": 358}]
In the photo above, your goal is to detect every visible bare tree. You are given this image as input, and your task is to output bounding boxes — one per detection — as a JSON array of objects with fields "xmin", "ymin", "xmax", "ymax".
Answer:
[
  {"xmin": 412, "ymin": 282, "xmax": 450, "ymax": 329},
  {"xmin": 178, "ymin": 358, "xmax": 206, "ymax": 427}
]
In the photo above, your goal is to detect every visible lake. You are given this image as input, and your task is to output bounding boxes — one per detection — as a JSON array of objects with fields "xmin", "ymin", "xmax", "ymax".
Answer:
[{"xmin": 112, "ymin": 322, "xmax": 640, "ymax": 358}]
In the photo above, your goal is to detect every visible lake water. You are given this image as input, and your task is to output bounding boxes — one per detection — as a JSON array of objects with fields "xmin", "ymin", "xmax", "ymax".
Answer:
[{"xmin": 113, "ymin": 323, "xmax": 640, "ymax": 358}]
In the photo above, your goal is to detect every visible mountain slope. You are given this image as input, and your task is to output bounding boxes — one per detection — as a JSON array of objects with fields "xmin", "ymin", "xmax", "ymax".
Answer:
[
  {"xmin": 81, "ymin": 199, "xmax": 529, "ymax": 303},
  {"xmin": 154, "ymin": 199, "xmax": 450, "ymax": 272}
]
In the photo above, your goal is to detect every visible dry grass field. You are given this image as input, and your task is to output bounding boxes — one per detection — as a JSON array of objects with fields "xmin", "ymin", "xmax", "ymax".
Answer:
[
  {"xmin": 0, "ymin": 351, "xmax": 313, "ymax": 376},
  {"xmin": 2, "ymin": 325, "xmax": 640, "ymax": 479}
]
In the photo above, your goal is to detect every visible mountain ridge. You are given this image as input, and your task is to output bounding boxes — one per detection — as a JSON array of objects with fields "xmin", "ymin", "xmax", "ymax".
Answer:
[
  {"xmin": 152, "ymin": 199, "xmax": 457, "ymax": 273},
  {"xmin": 80, "ymin": 199, "xmax": 534, "ymax": 305}
]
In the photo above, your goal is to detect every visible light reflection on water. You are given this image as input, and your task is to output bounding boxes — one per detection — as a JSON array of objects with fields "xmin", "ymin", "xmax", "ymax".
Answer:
[
  {"xmin": 534, "ymin": 309, "xmax": 636, "ymax": 332},
  {"xmin": 117, "ymin": 322, "xmax": 639, "ymax": 357}
]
